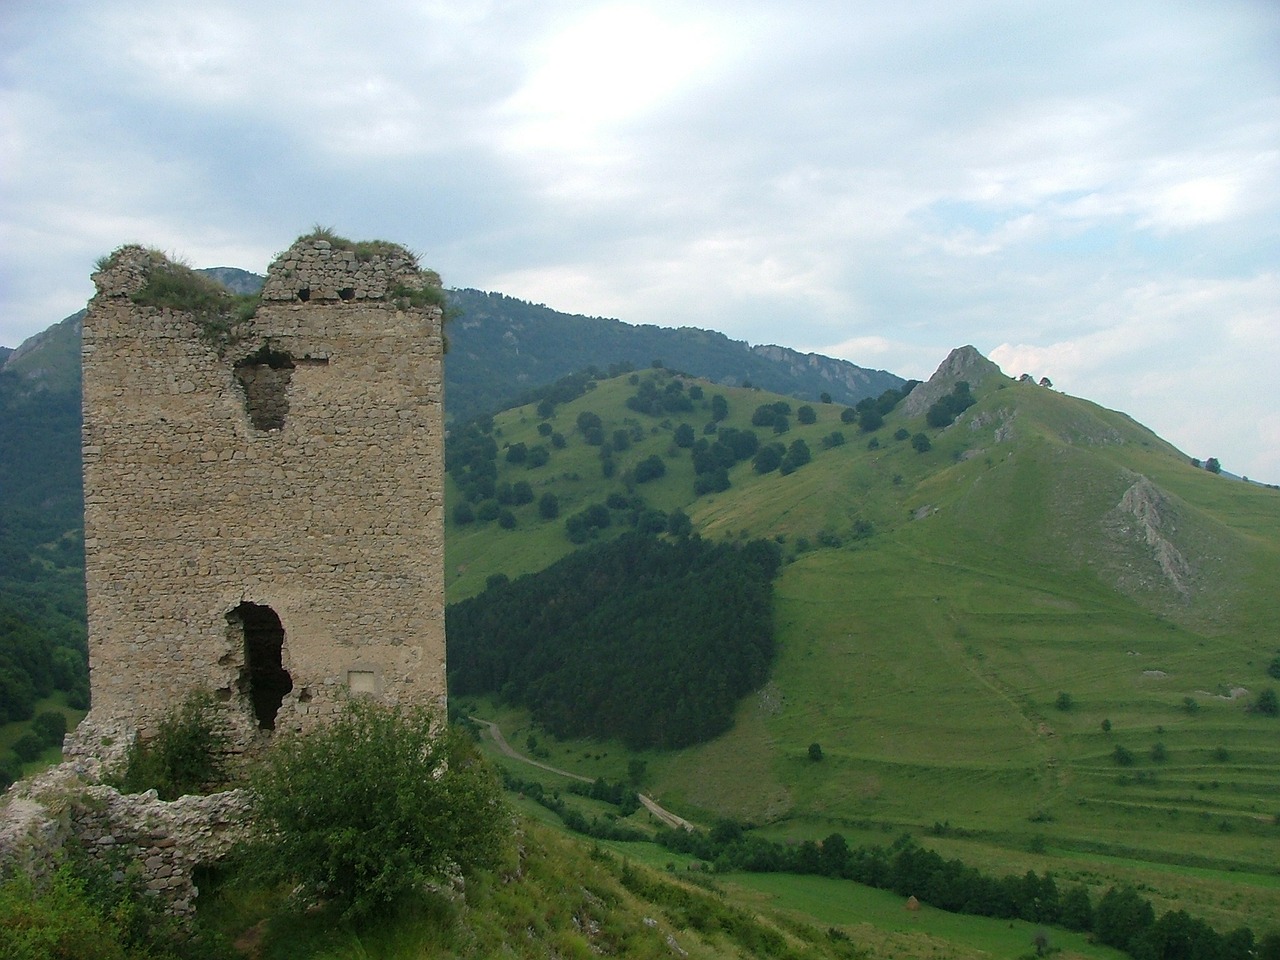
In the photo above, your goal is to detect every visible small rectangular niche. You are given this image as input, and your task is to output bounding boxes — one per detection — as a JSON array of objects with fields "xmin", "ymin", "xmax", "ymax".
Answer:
[{"xmin": 347, "ymin": 670, "xmax": 377, "ymax": 695}]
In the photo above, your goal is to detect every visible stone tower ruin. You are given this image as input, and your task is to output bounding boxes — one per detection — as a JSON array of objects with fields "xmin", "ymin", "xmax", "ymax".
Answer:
[{"xmin": 80, "ymin": 234, "xmax": 446, "ymax": 749}]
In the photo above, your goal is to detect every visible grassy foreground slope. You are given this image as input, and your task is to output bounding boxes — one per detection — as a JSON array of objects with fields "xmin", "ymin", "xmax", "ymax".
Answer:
[{"xmin": 445, "ymin": 351, "xmax": 1280, "ymax": 931}]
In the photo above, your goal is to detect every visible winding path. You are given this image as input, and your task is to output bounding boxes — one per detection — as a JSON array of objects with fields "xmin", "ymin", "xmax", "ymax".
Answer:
[{"xmin": 471, "ymin": 717, "xmax": 695, "ymax": 831}]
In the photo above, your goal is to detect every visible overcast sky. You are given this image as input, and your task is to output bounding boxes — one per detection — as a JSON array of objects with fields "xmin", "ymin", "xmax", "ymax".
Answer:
[{"xmin": 3, "ymin": 1, "xmax": 1277, "ymax": 479}]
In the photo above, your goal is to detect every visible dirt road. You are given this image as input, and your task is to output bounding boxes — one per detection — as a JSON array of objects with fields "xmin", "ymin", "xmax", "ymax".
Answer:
[{"xmin": 471, "ymin": 717, "xmax": 695, "ymax": 831}]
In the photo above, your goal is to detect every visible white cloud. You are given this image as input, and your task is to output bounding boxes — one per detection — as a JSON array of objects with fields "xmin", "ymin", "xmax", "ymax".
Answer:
[
  {"xmin": 2, "ymin": 0, "xmax": 1278, "ymax": 479},
  {"xmin": 991, "ymin": 272, "xmax": 1280, "ymax": 477}
]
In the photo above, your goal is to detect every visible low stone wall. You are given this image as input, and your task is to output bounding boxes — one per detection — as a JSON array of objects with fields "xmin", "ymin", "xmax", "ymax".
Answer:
[{"xmin": 0, "ymin": 734, "xmax": 250, "ymax": 916}]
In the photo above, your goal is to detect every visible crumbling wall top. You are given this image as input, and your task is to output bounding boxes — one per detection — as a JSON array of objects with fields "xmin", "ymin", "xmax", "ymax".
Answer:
[
  {"xmin": 260, "ymin": 232, "xmax": 441, "ymax": 304},
  {"xmin": 91, "ymin": 245, "xmax": 213, "ymax": 301}
]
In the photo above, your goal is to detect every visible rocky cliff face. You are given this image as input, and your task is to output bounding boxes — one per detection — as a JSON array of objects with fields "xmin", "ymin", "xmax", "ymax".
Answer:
[
  {"xmin": 1, "ymin": 311, "xmax": 84, "ymax": 393},
  {"xmin": 749, "ymin": 343, "xmax": 900, "ymax": 398},
  {"xmin": 903, "ymin": 344, "xmax": 1005, "ymax": 416}
]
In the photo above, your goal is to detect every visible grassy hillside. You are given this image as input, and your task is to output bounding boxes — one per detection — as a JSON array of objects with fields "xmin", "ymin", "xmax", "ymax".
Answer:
[
  {"xmin": 445, "ymin": 357, "xmax": 1280, "ymax": 932},
  {"xmin": 198, "ymin": 814, "xmax": 1138, "ymax": 960}
]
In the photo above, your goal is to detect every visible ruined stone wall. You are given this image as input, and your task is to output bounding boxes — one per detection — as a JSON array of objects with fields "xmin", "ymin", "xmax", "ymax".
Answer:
[
  {"xmin": 81, "ymin": 236, "xmax": 446, "ymax": 748},
  {"xmin": 1, "ymin": 760, "xmax": 248, "ymax": 918}
]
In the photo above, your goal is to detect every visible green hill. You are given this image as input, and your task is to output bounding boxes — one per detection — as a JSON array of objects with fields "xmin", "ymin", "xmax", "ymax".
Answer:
[{"xmin": 444, "ymin": 351, "xmax": 1280, "ymax": 933}]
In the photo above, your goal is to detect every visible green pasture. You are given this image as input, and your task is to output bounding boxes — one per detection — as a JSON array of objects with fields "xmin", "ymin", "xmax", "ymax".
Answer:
[
  {"xmin": 723, "ymin": 871, "xmax": 1130, "ymax": 960},
  {"xmin": 0, "ymin": 691, "xmax": 85, "ymax": 777}
]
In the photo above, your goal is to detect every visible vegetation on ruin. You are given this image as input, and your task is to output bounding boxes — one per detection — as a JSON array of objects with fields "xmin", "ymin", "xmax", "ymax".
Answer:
[
  {"xmin": 298, "ymin": 225, "xmax": 420, "ymax": 265},
  {"xmin": 389, "ymin": 280, "xmax": 447, "ymax": 313},
  {"xmin": 113, "ymin": 691, "xmax": 230, "ymax": 800},
  {"xmin": 243, "ymin": 701, "xmax": 508, "ymax": 923},
  {"xmin": 119, "ymin": 250, "xmax": 257, "ymax": 353},
  {"xmin": 0, "ymin": 850, "xmax": 235, "ymax": 959}
]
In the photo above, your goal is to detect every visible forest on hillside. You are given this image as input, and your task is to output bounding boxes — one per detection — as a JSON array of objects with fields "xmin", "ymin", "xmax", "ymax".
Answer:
[
  {"xmin": 444, "ymin": 288, "xmax": 903, "ymax": 423},
  {"xmin": 0, "ymin": 369, "xmax": 88, "ymax": 729},
  {"xmin": 447, "ymin": 532, "xmax": 782, "ymax": 749}
]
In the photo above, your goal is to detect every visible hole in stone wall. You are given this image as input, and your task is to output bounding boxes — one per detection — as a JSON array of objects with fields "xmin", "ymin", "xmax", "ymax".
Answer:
[
  {"xmin": 227, "ymin": 601, "xmax": 293, "ymax": 730},
  {"xmin": 338, "ymin": 287, "xmax": 355, "ymax": 301},
  {"xmin": 297, "ymin": 287, "xmax": 311, "ymax": 302},
  {"xmin": 234, "ymin": 346, "xmax": 296, "ymax": 431}
]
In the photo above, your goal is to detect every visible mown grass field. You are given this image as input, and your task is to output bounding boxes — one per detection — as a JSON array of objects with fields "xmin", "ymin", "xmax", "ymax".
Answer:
[{"xmin": 446, "ymin": 363, "xmax": 1280, "ymax": 939}]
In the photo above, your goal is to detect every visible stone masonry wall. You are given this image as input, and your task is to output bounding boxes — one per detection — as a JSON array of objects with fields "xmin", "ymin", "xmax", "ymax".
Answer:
[
  {"xmin": 1, "ymin": 758, "xmax": 249, "ymax": 918},
  {"xmin": 80, "ymin": 236, "xmax": 446, "ymax": 749}
]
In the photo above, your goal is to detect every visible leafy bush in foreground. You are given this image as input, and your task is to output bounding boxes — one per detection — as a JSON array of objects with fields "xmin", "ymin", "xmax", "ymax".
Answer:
[{"xmin": 247, "ymin": 700, "xmax": 509, "ymax": 923}]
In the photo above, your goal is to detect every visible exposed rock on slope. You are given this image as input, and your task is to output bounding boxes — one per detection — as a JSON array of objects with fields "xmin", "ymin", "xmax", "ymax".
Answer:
[
  {"xmin": 1104, "ymin": 475, "xmax": 1194, "ymax": 596},
  {"xmin": 748, "ymin": 343, "xmax": 899, "ymax": 400}
]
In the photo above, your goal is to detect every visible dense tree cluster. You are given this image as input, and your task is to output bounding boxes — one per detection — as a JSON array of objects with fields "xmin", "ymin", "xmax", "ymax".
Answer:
[
  {"xmin": 689, "ymin": 427, "xmax": 759, "ymax": 495},
  {"xmin": 501, "ymin": 771, "xmax": 646, "ymax": 842},
  {"xmin": 651, "ymin": 828, "xmax": 1272, "ymax": 960},
  {"xmin": 0, "ymin": 370, "xmax": 88, "ymax": 726},
  {"xmin": 447, "ymin": 532, "xmax": 782, "ymax": 748},
  {"xmin": 751, "ymin": 438, "xmax": 812, "ymax": 475},
  {"xmin": 445, "ymin": 418, "xmax": 499, "ymax": 503},
  {"xmin": 625, "ymin": 374, "xmax": 695, "ymax": 416},
  {"xmin": 751, "ymin": 401, "xmax": 793, "ymax": 432},
  {"xmin": 925, "ymin": 381, "xmax": 976, "ymax": 428},
  {"xmin": 842, "ymin": 382, "xmax": 919, "ymax": 432}
]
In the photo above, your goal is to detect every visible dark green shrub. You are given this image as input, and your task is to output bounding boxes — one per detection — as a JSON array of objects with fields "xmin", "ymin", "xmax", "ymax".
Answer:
[
  {"xmin": 31, "ymin": 710, "xmax": 68, "ymax": 746},
  {"xmin": 11, "ymin": 734, "xmax": 44, "ymax": 763},
  {"xmin": 0, "ymin": 870, "xmax": 132, "ymax": 960},
  {"xmin": 0, "ymin": 754, "xmax": 21, "ymax": 789},
  {"xmin": 1254, "ymin": 687, "xmax": 1278, "ymax": 716},
  {"xmin": 247, "ymin": 701, "xmax": 508, "ymax": 923},
  {"xmin": 117, "ymin": 692, "xmax": 228, "ymax": 800},
  {"xmin": 538, "ymin": 492, "xmax": 560, "ymax": 520}
]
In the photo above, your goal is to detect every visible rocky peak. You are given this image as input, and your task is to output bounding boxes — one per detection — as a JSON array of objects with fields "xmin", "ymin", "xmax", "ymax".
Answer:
[{"xmin": 903, "ymin": 345, "xmax": 1004, "ymax": 417}]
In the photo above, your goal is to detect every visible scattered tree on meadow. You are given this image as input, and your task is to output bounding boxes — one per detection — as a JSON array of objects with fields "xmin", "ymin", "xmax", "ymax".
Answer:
[{"xmin": 1253, "ymin": 687, "xmax": 1278, "ymax": 716}]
